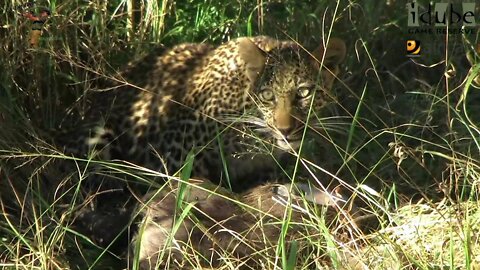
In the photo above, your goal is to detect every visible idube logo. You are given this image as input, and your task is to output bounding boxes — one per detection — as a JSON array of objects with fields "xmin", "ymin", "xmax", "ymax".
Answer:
[
  {"xmin": 407, "ymin": 2, "xmax": 477, "ymax": 35},
  {"xmin": 407, "ymin": 2, "xmax": 476, "ymax": 27}
]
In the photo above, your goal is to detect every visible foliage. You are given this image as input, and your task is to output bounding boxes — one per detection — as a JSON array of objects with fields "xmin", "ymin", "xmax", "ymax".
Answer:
[{"xmin": 0, "ymin": 0, "xmax": 479, "ymax": 269}]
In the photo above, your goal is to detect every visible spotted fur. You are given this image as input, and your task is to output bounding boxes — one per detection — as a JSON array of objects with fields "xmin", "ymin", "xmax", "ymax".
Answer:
[{"xmin": 58, "ymin": 36, "xmax": 346, "ymax": 191}]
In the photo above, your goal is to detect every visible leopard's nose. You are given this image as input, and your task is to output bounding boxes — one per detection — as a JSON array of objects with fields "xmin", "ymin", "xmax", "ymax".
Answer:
[
  {"xmin": 274, "ymin": 101, "xmax": 297, "ymax": 137},
  {"xmin": 277, "ymin": 126, "xmax": 294, "ymax": 137},
  {"xmin": 274, "ymin": 115, "xmax": 298, "ymax": 137}
]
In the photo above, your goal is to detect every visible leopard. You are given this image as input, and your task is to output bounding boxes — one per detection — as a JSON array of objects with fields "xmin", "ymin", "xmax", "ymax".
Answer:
[
  {"xmin": 57, "ymin": 35, "xmax": 346, "ymax": 193},
  {"xmin": 49, "ymin": 36, "xmax": 348, "ymax": 262}
]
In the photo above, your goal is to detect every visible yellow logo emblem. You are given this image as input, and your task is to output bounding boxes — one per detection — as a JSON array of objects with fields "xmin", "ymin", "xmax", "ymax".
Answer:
[{"xmin": 406, "ymin": 40, "xmax": 421, "ymax": 57}]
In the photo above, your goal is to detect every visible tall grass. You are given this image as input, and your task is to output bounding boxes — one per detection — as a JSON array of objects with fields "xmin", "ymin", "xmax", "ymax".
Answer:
[{"xmin": 0, "ymin": 0, "xmax": 479, "ymax": 269}]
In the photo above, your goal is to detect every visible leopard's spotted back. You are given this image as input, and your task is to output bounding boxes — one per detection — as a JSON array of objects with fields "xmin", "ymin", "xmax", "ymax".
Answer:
[{"xmin": 57, "ymin": 36, "xmax": 346, "ymax": 191}]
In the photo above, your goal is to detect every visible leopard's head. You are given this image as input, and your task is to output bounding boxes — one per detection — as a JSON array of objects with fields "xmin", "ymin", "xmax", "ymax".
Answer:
[{"xmin": 240, "ymin": 37, "xmax": 346, "ymax": 151}]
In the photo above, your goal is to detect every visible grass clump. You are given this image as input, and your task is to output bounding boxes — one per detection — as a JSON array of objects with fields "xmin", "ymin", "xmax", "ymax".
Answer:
[{"xmin": 0, "ymin": 0, "xmax": 479, "ymax": 269}]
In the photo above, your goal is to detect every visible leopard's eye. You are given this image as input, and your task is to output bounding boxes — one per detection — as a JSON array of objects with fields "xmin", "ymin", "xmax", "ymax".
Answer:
[
  {"xmin": 297, "ymin": 86, "xmax": 313, "ymax": 99},
  {"xmin": 259, "ymin": 88, "xmax": 275, "ymax": 102}
]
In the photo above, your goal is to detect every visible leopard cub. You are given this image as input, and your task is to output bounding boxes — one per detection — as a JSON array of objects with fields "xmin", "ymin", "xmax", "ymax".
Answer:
[{"xmin": 58, "ymin": 36, "xmax": 346, "ymax": 191}]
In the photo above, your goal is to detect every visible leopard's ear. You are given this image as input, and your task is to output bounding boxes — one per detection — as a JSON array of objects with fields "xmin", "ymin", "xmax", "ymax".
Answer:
[
  {"xmin": 237, "ymin": 37, "xmax": 266, "ymax": 83},
  {"xmin": 311, "ymin": 38, "xmax": 346, "ymax": 89},
  {"xmin": 312, "ymin": 38, "xmax": 346, "ymax": 67}
]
